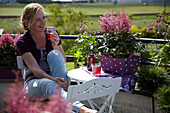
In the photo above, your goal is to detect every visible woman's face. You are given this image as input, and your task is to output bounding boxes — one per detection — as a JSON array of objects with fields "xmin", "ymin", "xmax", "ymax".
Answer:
[{"xmin": 30, "ymin": 9, "xmax": 46, "ymax": 32}]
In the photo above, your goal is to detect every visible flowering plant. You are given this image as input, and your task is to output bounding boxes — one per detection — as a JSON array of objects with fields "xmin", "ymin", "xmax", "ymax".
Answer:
[
  {"xmin": 147, "ymin": 13, "xmax": 169, "ymax": 39},
  {"xmin": 1, "ymin": 71, "xmax": 71, "ymax": 113},
  {"xmin": 0, "ymin": 33, "xmax": 20, "ymax": 68},
  {"xmin": 71, "ymin": 22, "xmax": 99, "ymax": 65},
  {"xmin": 97, "ymin": 10, "xmax": 141, "ymax": 58},
  {"xmin": 71, "ymin": 10, "xmax": 144, "ymax": 67},
  {"xmin": 147, "ymin": 13, "xmax": 170, "ymax": 68}
]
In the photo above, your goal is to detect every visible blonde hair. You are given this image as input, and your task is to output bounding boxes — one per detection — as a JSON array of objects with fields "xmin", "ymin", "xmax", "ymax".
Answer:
[{"xmin": 20, "ymin": 3, "xmax": 44, "ymax": 31}]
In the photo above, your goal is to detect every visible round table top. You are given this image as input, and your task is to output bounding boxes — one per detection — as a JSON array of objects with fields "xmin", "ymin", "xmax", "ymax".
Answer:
[{"xmin": 67, "ymin": 68, "xmax": 96, "ymax": 82}]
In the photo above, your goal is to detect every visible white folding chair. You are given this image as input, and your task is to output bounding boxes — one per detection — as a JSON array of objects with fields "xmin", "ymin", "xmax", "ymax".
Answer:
[
  {"xmin": 66, "ymin": 77, "xmax": 122, "ymax": 113},
  {"xmin": 16, "ymin": 56, "xmax": 25, "ymax": 80},
  {"xmin": 0, "ymin": 29, "xmax": 4, "ymax": 35}
]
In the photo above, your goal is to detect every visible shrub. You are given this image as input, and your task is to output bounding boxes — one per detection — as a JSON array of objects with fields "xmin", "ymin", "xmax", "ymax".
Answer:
[
  {"xmin": 130, "ymin": 25, "xmax": 139, "ymax": 34},
  {"xmin": 137, "ymin": 65, "xmax": 169, "ymax": 96},
  {"xmin": 153, "ymin": 42, "xmax": 170, "ymax": 69},
  {"xmin": 154, "ymin": 85, "xmax": 170, "ymax": 113},
  {"xmin": 46, "ymin": 4, "xmax": 85, "ymax": 35},
  {"xmin": 140, "ymin": 26, "xmax": 156, "ymax": 38}
]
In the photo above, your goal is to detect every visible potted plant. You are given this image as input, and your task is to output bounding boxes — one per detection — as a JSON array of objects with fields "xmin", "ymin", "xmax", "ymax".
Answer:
[
  {"xmin": 71, "ymin": 22, "xmax": 99, "ymax": 67},
  {"xmin": 96, "ymin": 10, "xmax": 143, "ymax": 75},
  {"xmin": 0, "ymin": 32, "xmax": 21, "ymax": 79}
]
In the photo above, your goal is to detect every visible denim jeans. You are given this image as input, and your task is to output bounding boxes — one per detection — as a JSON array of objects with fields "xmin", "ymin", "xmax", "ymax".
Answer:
[{"xmin": 24, "ymin": 50, "xmax": 83, "ymax": 113}]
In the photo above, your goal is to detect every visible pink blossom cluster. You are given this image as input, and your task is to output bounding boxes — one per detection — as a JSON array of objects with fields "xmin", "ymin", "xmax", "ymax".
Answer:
[
  {"xmin": 147, "ymin": 14, "xmax": 170, "ymax": 38},
  {"xmin": 3, "ymin": 81, "xmax": 41, "ymax": 113},
  {"xmin": 1, "ymin": 71, "xmax": 72, "ymax": 113},
  {"xmin": 98, "ymin": 10, "xmax": 131, "ymax": 35},
  {"xmin": 2, "ymin": 80, "xmax": 72, "ymax": 113},
  {"xmin": 0, "ymin": 32, "xmax": 21, "ymax": 50},
  {"xmin": 80, "ymin": 21, "xmax": 88, "ymax": 31},
  {"xmin": 0, "ymin": 33, "xmax": 14, "ymax": 48},
  {"xmin": 80, "ymin": 21, "xmax": 101, "ymax": 35},
  {"xmin": 42, "ymin": 89, "xmax": 72, "ymax": 113},
  {"xmin": 80, "ymin": 21, "xmax": 89, "ymax": 35}
]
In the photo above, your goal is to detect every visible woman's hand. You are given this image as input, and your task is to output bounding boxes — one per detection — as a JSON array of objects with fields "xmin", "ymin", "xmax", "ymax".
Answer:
[
  {"xmin": 48, "ymin": 31, "xmax": 60, "ymax": 47},
  {"xmin": 53, "ymin": 77, "xmax": 68, "ymax": 91}
]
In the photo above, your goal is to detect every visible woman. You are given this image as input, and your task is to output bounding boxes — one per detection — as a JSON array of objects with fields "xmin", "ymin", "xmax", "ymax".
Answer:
[{"xmin": 16, "ymin": 3, "xmax": 97, "ymax": 113}]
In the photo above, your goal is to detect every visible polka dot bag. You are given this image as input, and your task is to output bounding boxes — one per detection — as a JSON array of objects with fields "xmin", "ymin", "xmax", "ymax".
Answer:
[{"xmin": 99, "ymin": 52, "xmax": 141, "ymax": 75}]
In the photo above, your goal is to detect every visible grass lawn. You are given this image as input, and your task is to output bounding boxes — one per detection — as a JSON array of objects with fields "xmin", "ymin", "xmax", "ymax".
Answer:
[
  {"xmin": 0, "ymin": 3, "xmax": 169, "ymax": 33},
  {"xmin": 0, "ymin": 3, "xmax": 169, "ymax": 16},
  {"xmin": 66, "ymin": 62, "xmax": 75, "ymax": 71},
  {"xmin": 69, "ymin": 3, "xmax": 170, "ymax": 15},
  {"xmin": 1, "ymin": 3, "xmax": 170, "ymax": 30},
  {"xmin": 66, "ymin": 62, "xmax": 84, "ymax": 71}
]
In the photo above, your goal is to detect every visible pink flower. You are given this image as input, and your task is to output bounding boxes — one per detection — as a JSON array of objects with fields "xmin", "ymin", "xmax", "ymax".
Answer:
[
  {"xmin": 83, "ymin": 31, "xmax": 87, "ymax": 35},
  {"xmin": 0, "ymin": 33, "xmax": 14, "ymax": 48},
  {"xmin": 3, "ymin": 83, "xmax": 41, "ymax": 113},
  {"xmin": 2, "ymin": 72, "xmax": 72, "ymax": 113},
  {"xmin": 80, "ymin": 24, "xmax": 88, "ymax": 31},
  {"xmin": 147, "ymin": 13, "xmax": 169, "ymax": 39},
  {"xmin": 98, "ymin": 10, "xmax": 131, "ymax": 35},
  {"xmin": 103, "ymin": 9, "xmax": 110, "ymax": 18},
  {"xmin": 42, "ymin": 89, "xmax": 71, "ymax": 113}
]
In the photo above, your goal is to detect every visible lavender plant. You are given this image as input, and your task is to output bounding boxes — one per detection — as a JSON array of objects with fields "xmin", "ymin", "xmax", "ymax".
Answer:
[
  {"xmin": 147, "ymin": 13, "xmax": 170, "ymax": 68},
  {"xmin": 147, "ymin": 13, "xmax": 169, "ymax": 39}
]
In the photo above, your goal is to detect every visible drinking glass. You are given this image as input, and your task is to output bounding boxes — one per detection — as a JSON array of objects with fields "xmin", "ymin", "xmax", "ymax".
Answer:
[
  {"xmin": 46, "ymin": 28, "xmax": 56, "ymax": 40},
  {"xmin": 92, "ymin": 63, "xmax": 101, "ymax": 75},
  {"xmin": 46, "ymin": 27, "xmax": 59, "ymax": 46}
]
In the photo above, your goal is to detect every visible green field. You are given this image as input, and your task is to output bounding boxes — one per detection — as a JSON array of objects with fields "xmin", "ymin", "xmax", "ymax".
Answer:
[
  {"xmin": 0, "ymin": 3, "xmax": 170, "ymax": 16},
  {"xmin": 0, "ymin": 3, "xmax": 169, "ymax": 33},
  {"xmin": 69, "ymin": 3, "xmax": 170, "ymax": 15}
]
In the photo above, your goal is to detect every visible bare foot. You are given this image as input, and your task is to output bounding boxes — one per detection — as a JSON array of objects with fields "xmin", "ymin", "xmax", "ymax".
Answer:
[{"xmin": 79, "ymin": 106, "xmax": 98, "ymax": 113}]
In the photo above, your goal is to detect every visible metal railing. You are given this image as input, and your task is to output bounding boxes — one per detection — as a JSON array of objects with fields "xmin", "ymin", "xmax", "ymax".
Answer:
[{"xmin": 60, "ymin": 35, "xmax": 169, "ymax": 44}]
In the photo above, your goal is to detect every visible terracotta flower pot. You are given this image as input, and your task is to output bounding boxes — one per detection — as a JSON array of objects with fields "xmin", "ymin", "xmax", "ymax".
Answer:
[{"xmin": 99, "ymin": 52, "xmax": 141, "ymax": 75}]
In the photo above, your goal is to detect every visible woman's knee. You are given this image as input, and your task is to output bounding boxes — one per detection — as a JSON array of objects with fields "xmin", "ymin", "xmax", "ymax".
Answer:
[
  {"xmin": 47, "ymin": 50, "xmax": 64, "ymax": 62},
  {"xmin": 47, "ymin": 50, "xmax": 67, "ymax": 74},
  {"xmin": 38, "ymin": 78, "xmax": 56, "ymax": 87}
]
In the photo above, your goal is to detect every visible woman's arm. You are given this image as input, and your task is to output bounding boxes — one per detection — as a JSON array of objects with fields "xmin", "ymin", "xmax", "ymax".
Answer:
[
  {"xmin": 50, "ymin": 31, "xmax": 66, "ymax": 62},
  {"xmin": 22, "ymin": 52, "xmax": 52, "ymax": 79},
  {"xmin": 22, "ymin": 52, "xmax": 68, "ymax": 90}
]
